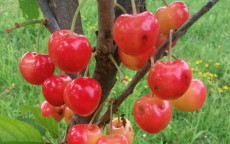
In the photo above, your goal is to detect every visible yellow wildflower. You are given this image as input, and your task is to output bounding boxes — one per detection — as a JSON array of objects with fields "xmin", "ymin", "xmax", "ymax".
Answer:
[
  {"xmin": 218, "ymin": 88, "xmax": 223, "ymax": 93},
  {"xmin": 223, "ymin": 86, "xmax": 229, "ymax": 90},
  {"xmin": 195, "ymin": 60, "xmax": 202, "ymax": 65},
  {"xmin": 205, "ymin": 64, "xmax": 209, "ymax": 68},
  {"xmin": 198, "ymin": 72, "xmax": 203, "ymax": 76},
  {"xmin": 214, "ymin": 62, "xmax": 221, "ymax": 67}
]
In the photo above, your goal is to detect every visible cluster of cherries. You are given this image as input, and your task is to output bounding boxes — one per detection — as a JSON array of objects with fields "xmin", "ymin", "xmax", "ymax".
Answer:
[
  {"xmin": 114, "ymin": 1, "xmax": 207, "ymax": 135},
  {"xmin": 18, "ymin": 1, "xmax": 207, "ymax": 144}
]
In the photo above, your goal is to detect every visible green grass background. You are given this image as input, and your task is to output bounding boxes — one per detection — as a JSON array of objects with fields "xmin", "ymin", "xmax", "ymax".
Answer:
[{"xmin": 0, "ymin": 0, "xmax": 229, "ymax": 143}]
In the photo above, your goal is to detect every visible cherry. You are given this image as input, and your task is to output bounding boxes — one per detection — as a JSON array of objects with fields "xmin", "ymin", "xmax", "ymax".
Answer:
[
  {"xmin": 19, "ymin": 52, "xmax": 55, "ymax": 85},
  {"xmin": 48, "ymin": 29, "xmax": 92, "ymax": 73},
  {"xmin": 42, "ymin": 75, "xmax": 72, "ymax": 107},
  {"xmin": 107, "ymin": 117, "xmax": 134, "ymax": 144},
  {"xmin": 171, "ymin": 79, "xmax": 207, "ymax": 112},
  {"xmin": 155, "ymin": 1, "xmax": 189, "ymax": 34},
  {"xmin": 64, "ymin": 77, "xmax": 102, "ymax": 116},
  {"xmin": 68, "ymin": 124, "xmax": 103, "ymax": 144},
  {"xmin": 119, "ymin": 47, "xmax": 156, "ymax": 71},
  {"xmin": 133, "ymin": 94, "xmax": 172, "ymax": 133},
  {"xmin": 64, "ymin": 107, "xmax": 74, "ymax": 124},
  {"xmin": 40, "ymin": 101, "xmax": 65, "ymax": 122},
  {"xmin": 96, "ymin": 135, "xmax": 129, "ymax": 144},
  {"xmin": 113, "ymin": 11, "xmax": 159, "ymax": 56},
  {"xmin": 148, "ymin": 60, "xmax": 192, "ymax": 100}
]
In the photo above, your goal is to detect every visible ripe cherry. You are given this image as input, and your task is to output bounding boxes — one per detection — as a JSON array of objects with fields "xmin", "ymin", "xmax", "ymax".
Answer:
[
  {"xmin": 48, "ymin": 30, "xmax": 92, "ymax": 73},
  {"xmin": 148, "ymin": 60, "xmax": 192, "ymax": 100},
  {"xmin": 19, "ymin": 52, "xmax": 55, "ymax": 85},
  {"xmin": 113, "ymin": 11, "xmax": 159, "ymax": 56},
  {"xmin": 156, "ymin": 1, "xmax": 189, "ymax": 34},
  {"xmin": 64, "ymin": 77, "xmax": 102, "ymax": 116},
  {"xmin": 64, "ymin": 107, "xmax": 74, "ymax": 124},
  {"xmin": 171, "ymin": 79, "xmax": 207, "ymax": 112},
  {"xmin": 40, "ymin": 101, "xmax": 65, "ymax": 122},
  {"xmin": 68, "ymin": 124, "xmax": 103, "ymax": 144},
  {"xmin": 133, "ymin": 94, "xmax": 172, "ymax": 133},
  {"xmin": 96, "ymin": 135, "xmax": 129, "ymax": 144},
  {"xmin": 42, "ymin": 75, "xmax": 72, "ymax": 107},
  {"xmin": 119, "ymin": 47, "xmax": 155, "ymax": 71},
  {"xmin": 107, "ymin": 117, "xmax": 134, "ymax": 144}
]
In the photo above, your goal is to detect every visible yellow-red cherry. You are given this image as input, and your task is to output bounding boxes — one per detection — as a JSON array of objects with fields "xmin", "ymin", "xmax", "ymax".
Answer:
[{"xmin": 156, "ymin": 1, "xmax": 189, "ymax": 34}]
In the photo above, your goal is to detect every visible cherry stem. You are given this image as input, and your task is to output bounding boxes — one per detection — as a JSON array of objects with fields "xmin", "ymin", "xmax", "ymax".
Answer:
[
  {"xmin": 130, "ymin": 0, "xmax": 137, "ymax": 15},
  {"xmin": 168, "ymin": 29, "xmax": 174, "ymax": 62},
  {"xmin": 84, "ymin": 52, "xmax": 97, "ymax": 77},
  {"xmin": 117, "ymin": 111, "xmax": 121, "ymax": 127},
  {"xmin": 150, "ymin": 56, "xmax": 154, "ymax": 67},
  {"xmin": 5, "ymin": 19, "xmax": 46, "ymax": 33},
  {"xmin": 108, "ymin": 54, "xmax": 126, "ymax": 83},
  {"xmin": 114, "ymin": 2, "xmax": 127, "ymax": 14},
  {"xmin": 36, "ymin": 24, "xmax": 43, "ymax": 53},
  {"xmin": 70, "ymin": 0, "xmax": 87, "ymax": 33},
  {"xmin": 162, "ymin": 0, "xmax": 169, "ymax": 6},
  {"xmin": 109, "ymin": 100, "xmax": 114, "ymax": 136},
  {"xmin": 87, "ymin": 98, "xmax": 114, "ymax": 130}
]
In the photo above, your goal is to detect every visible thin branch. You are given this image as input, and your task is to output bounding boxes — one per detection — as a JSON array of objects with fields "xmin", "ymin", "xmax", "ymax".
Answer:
[
  {"xmin": 97, "ymin": 0, "xmax": 219, "ymax": 126},
  {"xmin": 36, "ymin": 0, "xmax": 60, "ymax": 33}
]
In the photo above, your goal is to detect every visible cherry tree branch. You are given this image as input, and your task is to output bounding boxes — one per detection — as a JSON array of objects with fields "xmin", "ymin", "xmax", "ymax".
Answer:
[
  {"xmin": 97, "ymin": 0, "xmax": 219, "ymax": 126},
  {"xmin": 36, "ymin": 0, "xmax": 60, "ymax": 33}
]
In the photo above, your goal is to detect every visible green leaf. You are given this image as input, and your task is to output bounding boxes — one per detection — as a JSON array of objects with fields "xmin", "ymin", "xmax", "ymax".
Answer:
[
  {"xmin": 18, "ymin": 0, "xmax": 40, "ymax": 20},
  {"xmin": 0, "ymin": 116, "xmax": 43, "ymax": 144},
  {"xmin": 19, "ymin": 105, "xmax": 58, "ymax": 138},
  {"xmin": 17, "ymin": 117, "xmax": 46, "ymax": 136}
]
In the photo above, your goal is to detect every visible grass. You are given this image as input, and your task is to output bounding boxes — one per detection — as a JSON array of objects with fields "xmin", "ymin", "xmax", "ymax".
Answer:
[{"xmin": 0, "ymin": 0, "xmax": 229, "ymax": 143}]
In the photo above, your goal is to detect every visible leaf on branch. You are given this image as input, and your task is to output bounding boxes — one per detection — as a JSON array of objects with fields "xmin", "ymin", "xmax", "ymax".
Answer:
[
  {"xmin": 19, "ymin": 105, "xmax": 58, "ymax": 138},
  {"xmin": 18, "ymin": 0, "xmax": 40, "ymax": 20},
  {"xmin": 0, "ymin": 116, "xmax": 43, "ymax": 144}
]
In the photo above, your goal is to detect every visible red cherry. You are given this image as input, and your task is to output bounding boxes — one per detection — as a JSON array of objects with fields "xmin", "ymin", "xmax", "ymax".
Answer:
[
  {"xmin": 40, "ymin": 101, "xmax": 65, "ymax": 122},
  {"xmin": 171, "ymin": 79, "xmax": 207, "ymax": 112},
  {"xmin": 133, "ymin": 94, "xmax": 172, "ymax": 133},
  {"xmin": 156, "ymin": 1, "xmax": 189, "ymax": 34},
  {"xmin": 19, "ymin": 52, "xmax": 55, "ymax": 85},
  {"xmin": 64, "ymin": 77, "xmax": 102, "ymax": 116},
  {"xmin": 119, "ymin": 47, "xmax": 156, "ymax": 70},
  {"xmin": 68, "ymin": 124, "xmax": 103, "ymax": 144},
  {"xmin": 107, "ymin": 117, "xmax": 134, "ymax": 144},
  {"xmin": 113, "ymin": 11, "xmax": 159, "ymax": 56},
  {"xmin": 96, "ymin": 135, "xmax": 129, "ymax": 144},
  {"xmin": 155, "ymin": 33, "xmax": 177, "ymax": 49},
  {"xmin": 42, "ymin": 75, "xmax": 72, "ymax": 107},
  {"xmin": 148, "ymin": 60, "xmax": 192, "ymax": 100},
  {"xmin": 48, "ymin": 29, "xmax": 92, "ymax": 73},
  {"xmin": 64, "ymin": 107, "xmax": 74, "ymax": 124}
]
